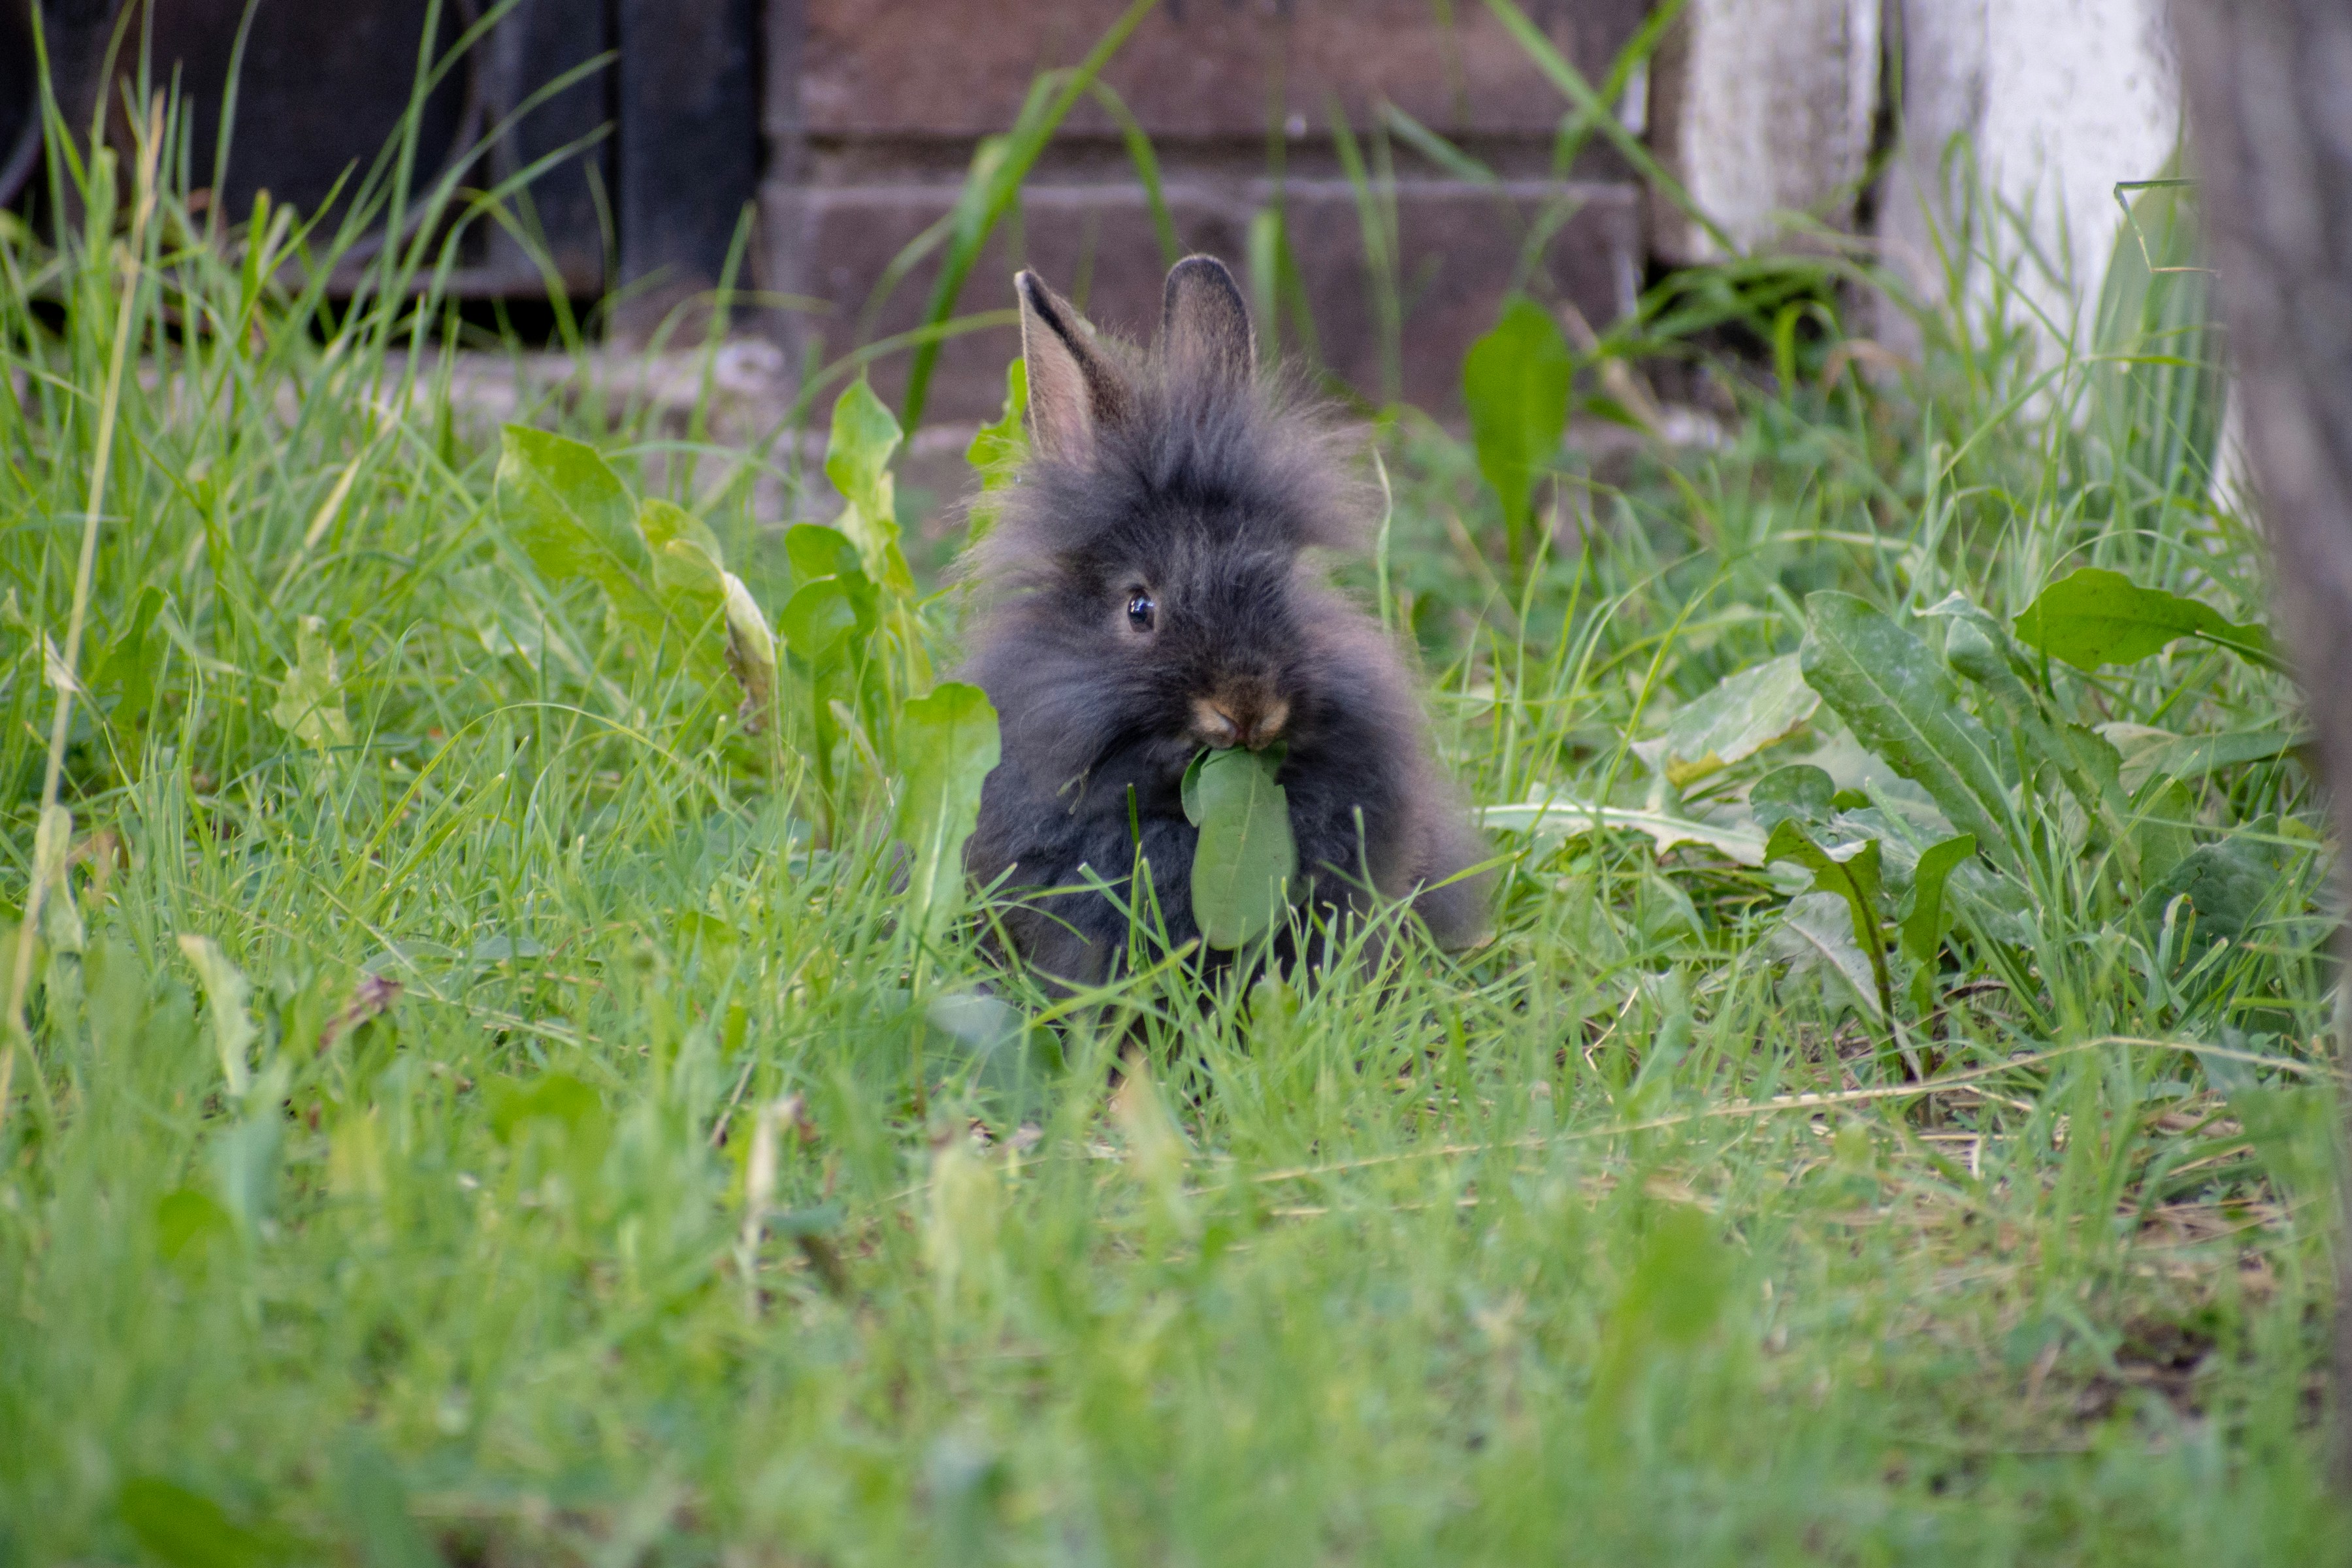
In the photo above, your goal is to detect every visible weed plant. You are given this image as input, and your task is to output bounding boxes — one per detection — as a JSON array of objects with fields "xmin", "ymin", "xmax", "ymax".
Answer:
[{"xmin": 0, "ymin": 8, "xmax": 2345, "ymax": 1565}]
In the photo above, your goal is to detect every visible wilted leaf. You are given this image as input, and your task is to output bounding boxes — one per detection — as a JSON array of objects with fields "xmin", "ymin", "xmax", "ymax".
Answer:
[
  {"xmin": 640, "ymin": 499, "xmax": 778, "ymax": 730},
  {"xmin": 896, "ymin": 683, "xmax": 1002, "ymax": 950},
  {"xmin": 1636, "ymin": 654, "xmax": 1819, "ymax": 787},
  {"xmin": 268, "ymin": 615, "xmax": 351, "ymax": 748},
  {"xmin": 1480, "ymin": 796, "xmax": 1767, "ymax": 866},
  {"xmin": 1800, "ymin": 592, "xmax": 2021, "ymax": 874},
  {"xmin": 1463, "ymin": 297, "xmax": 1571, "ymax": 563},
  {"xmin": 717, "ymin": 572, "xmax": 780, "ymax": 732},
  {"xmin": 1184, "ymin": 745, "xmax": 1298, "ymax": 949},
  {"xmin": 2014, "ymin": 567, "xmax": 2271, "ymax": 670}
]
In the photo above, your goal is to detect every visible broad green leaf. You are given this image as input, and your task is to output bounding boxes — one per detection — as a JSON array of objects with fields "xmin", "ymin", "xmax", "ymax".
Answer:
[
  {"xmin": 1479, "ymin": 796, "xmax": 1767, "ymax": 866},
  {"xmin": 636, "ymin": 495, "xmax": 724, "ymax": 564},
  {"xmin": 1799, "ymin": 592, "xmax": 2021, "ymax": 874},
  {"xmin": 493, "ymin": 425, "xmax": 664, "ymax": 634},
  {"xmin": 1463, "ymin": 296, "xmax": 1571, "ymax": 565},
  {"xmin": 896, "ymin": 683, "xmax": 1002, "ymax": 949},
  {"xmin": 1184, "ymin": 745, "xmax": 1299, "ymax": 949},
  {"xmin": 825, "ymin": 379, "xmax": 911, "ymax": 593},
  {"xmin": 1769, "ymin": 891, "xmax": 1886, "ymax": 1022},
  {"xmin": 2140, "ymin": 825, "xmax": 2298, "ymax": 951},
  {"xmin": 928, "ymin": 990, "xmax": 1056, "ymax": 1109},
  {"xmin": 779, "ymin": 580, "xmax": 862, "ymax": 673},
  {"xmin": 964, "ymin": 357, "xmax": 1028, "ymax": 545},
  {"xmin": 1635, "ymin": 654, "xmax": 1819, "ymax": 787},
  {"xmin": 784, "ymin": 524, "xmax": 880, "ymax": 642},
  {"xmin": 1180, "ymin": 747, "xmax": 1209, "ymax": 823},
  {"xmin": 269, "ymin": 615, "xmax": 351, "ymax": 749},
  {"xmin": 118, "ymin": 1475, "xmax": 293, "ymax": 1568},
  {"xmin": 1749, "ymin": 764, "xmax": 1836, "ymax": 833},
  {"xmin": 1938, "ymin": 604, "xmax": 2148, "ymax": 873},
  {"xmin": 2014, "ymin": 567, "xmax": 2272, "ymax": 670},
  {"xmin": 1900, "ymin": 834, "xmax": 1976, "ymax": 970},
  {"xmin": 1764, "ymin": 818, "xmax": 1890, "ymax": 1021},
  {"xmin": 486, "ymin": 1072, "xmax": 611, "ymax": 1179},
  {"xmin": 154, "ymin": 1188, "xmax": 235, "ymax": 1274},
  {"xmin": 787, "ymin": 522, "xmax": 866, "ymax": 588}
]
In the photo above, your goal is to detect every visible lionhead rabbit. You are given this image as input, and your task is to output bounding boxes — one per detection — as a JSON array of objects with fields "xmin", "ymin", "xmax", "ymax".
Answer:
[{"xmin": 960, "ymin": 255, "xmax": 1490, "ymax": 984}]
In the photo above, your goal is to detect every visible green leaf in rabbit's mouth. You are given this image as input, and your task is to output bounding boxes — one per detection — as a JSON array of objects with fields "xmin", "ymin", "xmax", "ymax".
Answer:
[{"xmin": 1181, "ymin": 745, "xmax": 1296, "ymax": 949}]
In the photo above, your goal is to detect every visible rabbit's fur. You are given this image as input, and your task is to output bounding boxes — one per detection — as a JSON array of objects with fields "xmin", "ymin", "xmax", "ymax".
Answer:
[{"xmin": 958, "ymin": 256, "xmax": 1489, "ymax": 985}]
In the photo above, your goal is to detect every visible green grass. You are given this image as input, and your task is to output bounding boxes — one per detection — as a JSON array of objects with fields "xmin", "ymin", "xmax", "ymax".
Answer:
[{"xmin": 2, "ymin": 39, "xmax": 2347, "ymax": 1568}]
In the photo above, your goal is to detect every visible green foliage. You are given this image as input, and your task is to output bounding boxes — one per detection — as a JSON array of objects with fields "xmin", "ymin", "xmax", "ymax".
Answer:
[
  {"xmin": 962, "ymin": 357, "xmax": 1028, "ymax": 545},
  {"xmin": 117, "ymin": 1475, "xmax": 299, "ymax": 1568},
  {"xmin": 495, "ymin": 425, "xmax": 666, "ymax": 633},
  {"xmin": 1462, "ymin": 295, "xmax": 1571, "ymax": 576},
  {"xmin": 1181, "ymin": 745, "xmax": 1299, "ymax": 949},
  {"xmin": 1799, "ymin": 591, "xmax": 2023, "ymax": 873},
  {"xmin": 1765, "ymin": 818, "xmax": 1891, "ymax": 1022},
  {"xmin": 896, "ymin": 683, "xmax": 1002, "ymax": 956},
  {"xmin": 2016, "ymin": 565, "xmax": 2274, "ymax": 670},
  {"xmin": 1632, "ymin": 653, "xmax": 1818, "ymax": 788},
  {"xmin": 0, "ymin": 27, "xmax": 2342, "ymax": 1567}
]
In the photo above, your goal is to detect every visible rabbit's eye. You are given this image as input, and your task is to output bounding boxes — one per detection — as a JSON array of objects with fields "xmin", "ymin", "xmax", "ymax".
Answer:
[{"xmin": 1126, "ymin": 592, "xmax": 1156, "ymax": 632}]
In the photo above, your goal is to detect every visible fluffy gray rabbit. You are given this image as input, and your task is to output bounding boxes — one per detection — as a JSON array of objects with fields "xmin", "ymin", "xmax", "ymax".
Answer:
[{"xmin": 958, "ymin": 255, "xmax": 1489, "ymax": 984}]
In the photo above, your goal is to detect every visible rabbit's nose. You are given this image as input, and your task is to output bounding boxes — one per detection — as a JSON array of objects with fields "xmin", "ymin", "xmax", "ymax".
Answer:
[{"xmin": 1193, "ymin": 693, "xmax": 1289, "ymax": 751}]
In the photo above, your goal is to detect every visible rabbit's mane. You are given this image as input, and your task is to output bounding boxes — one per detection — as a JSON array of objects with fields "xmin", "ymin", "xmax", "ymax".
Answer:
[{"xmin": 969, "ymin": 355, "xmax": 1365, "ymax": 589}]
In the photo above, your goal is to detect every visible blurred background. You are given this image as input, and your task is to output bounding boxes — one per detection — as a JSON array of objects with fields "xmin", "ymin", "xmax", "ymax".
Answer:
[{"xmin": 0, "ymin": 0, "xmax": 2185, "ymax": 440}]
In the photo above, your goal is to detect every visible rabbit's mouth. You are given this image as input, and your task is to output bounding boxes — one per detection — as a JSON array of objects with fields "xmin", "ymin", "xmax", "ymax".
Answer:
[{"xmin": 1190, "ymin": 687, "xmax": 1289, "ymax": 752}]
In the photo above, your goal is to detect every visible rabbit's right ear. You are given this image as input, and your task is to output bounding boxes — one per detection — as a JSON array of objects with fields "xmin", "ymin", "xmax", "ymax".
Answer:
[
  {"xmin": 1016, "ymin": 270, "xmax": 1130, "ymax": 465},
  {"xmin": 1158, "ymin": 255, "xmax": 1254, "ymax": 389}
]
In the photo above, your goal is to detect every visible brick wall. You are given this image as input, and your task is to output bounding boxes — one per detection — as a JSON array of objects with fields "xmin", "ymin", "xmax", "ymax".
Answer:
[{"xmin": 759, "ymin": 1, "xmax": 1653, "ymax": 423}]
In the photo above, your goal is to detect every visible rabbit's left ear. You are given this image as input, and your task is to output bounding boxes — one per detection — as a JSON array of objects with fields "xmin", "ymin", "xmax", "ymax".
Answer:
[{"xmin": 1158, "ymin": 255, "xmax": 1254, "ymax": 389}]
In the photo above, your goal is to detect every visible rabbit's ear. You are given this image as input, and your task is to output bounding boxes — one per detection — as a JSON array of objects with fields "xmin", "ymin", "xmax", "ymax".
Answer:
[
  {"xmin": 1016, "ymin": 270, "xmax": 1130, "ymax": 465},
  {"xmin": 1158, "ymin": 255, "xmax": 1254, "ymax": 389}
]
